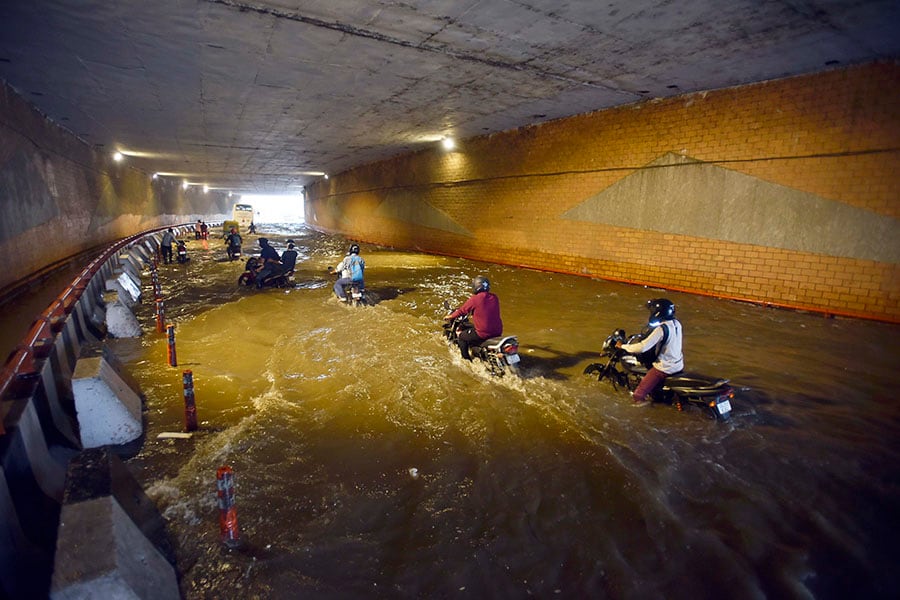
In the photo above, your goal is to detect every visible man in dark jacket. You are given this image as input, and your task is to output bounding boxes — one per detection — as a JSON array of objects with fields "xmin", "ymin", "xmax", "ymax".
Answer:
[
  {"xmin": 444, "ymin": 275, "xmax": 503, "ymax": 360},
  {"xmin": 254, "ymin": 238, "xmax": 281, "ymax": 288}
]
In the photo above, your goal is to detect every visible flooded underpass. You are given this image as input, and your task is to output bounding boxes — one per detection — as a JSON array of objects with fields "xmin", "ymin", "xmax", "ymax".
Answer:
[{"xmin": 106, "ymin": 224, "xmax": 899, "ymax": 599}]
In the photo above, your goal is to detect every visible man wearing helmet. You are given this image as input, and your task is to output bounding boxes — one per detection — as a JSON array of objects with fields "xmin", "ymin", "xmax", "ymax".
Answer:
[
  {"xmin": 617, "ymin": 298, "xmax": 684, "ymax": 405},
  {"xmin": 331, "ymin": 243, "xmax": 365, "ymax": 301},
  {"xmin": 444, "ymin": 275, "xmax": 503, "ymax": 360}
]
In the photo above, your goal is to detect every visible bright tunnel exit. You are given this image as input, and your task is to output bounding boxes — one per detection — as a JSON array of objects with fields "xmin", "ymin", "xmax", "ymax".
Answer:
[{"xmin": 235, "ymin": 193, "xmax": 305, "ymax": 224}]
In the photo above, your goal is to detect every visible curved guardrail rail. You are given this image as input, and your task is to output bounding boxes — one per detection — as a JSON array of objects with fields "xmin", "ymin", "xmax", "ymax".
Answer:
[{"xmin": 0, "ymin": 223, "xmax": 195, "ymax": 598}]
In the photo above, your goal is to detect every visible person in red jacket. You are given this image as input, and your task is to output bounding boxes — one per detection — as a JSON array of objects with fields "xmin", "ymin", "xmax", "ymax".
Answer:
[{"xmin": 444, "ymin": 275, "xmax": 503, "ymax": 360}]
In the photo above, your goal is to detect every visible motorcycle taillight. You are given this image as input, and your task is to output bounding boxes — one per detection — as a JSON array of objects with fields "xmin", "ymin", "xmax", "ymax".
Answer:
[{"xmin": 503, "ymin": 344, "xmax": 518, "ymax": 355}]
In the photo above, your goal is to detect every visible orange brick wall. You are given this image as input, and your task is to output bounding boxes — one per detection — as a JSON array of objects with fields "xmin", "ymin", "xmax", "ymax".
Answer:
[{"xmin": 307, "ymin": 62, "xmax": 900, "ymax": 322}]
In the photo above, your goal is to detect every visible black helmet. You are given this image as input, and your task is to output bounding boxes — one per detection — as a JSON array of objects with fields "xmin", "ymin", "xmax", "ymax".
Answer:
[
  {"xmin": 349, "ymin": 243, "xmax": 360, "ymax": 255},
  {"xmin": 258, "ymin": 237, "xmax": 269, "ymax": 246},
  {"xmin": 472, "ymin": 275, "xmax": 490, "ymax": 294},
  {"xmin": 647, "ymin": 298, "xmax": 675, "ymax": 325}
]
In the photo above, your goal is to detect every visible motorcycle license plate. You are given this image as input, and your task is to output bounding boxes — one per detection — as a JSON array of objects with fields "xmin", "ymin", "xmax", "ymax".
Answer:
[
  {"xmin": 505, "ymin": 353, "xmax": 520, "ymax": 365},
  {"xmin": 716, "ymin": 399, "xmax": 732, "ymax": 415}
]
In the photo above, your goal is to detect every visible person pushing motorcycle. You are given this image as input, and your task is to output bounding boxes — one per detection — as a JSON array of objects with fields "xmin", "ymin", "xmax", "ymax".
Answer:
[
  {"xmin": 444, "ymin": 275, "xmax": 503, "ymax": 361},
  {"xmin": 225, "ymin": 227, "xmax": 242, "ymax": 261},
  {"xmin": 616, "ymin": 298, "xmax": 684, "ymax": 405}
]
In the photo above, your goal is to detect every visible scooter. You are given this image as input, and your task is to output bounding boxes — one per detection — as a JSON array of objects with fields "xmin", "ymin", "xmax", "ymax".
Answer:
[
  {"xmin": 584, "ymin": 329, "xmax": 734, "ymax": 420},
  {"xmin": 442, "ymin": 301, "xmax": 521, "ymax": 377}
]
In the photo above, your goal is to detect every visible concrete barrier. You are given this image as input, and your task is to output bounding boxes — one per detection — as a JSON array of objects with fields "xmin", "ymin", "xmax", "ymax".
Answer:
[
  {"xmin": 0, "ymin": 465, "xmax": 52, "ymax": 600},
  {"xmin": 72, "ymin": 356, "xmax": 142, "ymax": 448},
  {"xmin": 103, "ymin": 291, "xmax": 142, "ymax": 339},
  {"xmin": 106, "ymin": 271, "xmax": 141, "ymax": 309},
  {"xmin": 51, "ymin": 449, "xmax": 178, "ymax": 600},
  {"xmin": 0, "ymin": 227, "xmax": 195, "ymax": 598}
]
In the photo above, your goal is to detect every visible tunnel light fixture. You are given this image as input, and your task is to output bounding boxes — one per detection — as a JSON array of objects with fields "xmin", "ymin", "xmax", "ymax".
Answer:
[
  {"xmin": 182, "ymin": 181, "xmax": 189, "ymax": 190},
  {"xmin": 113, "ymin": 151, "xmax": 124, "ymax": 162},
  {"xmin": 323, "ymin": 173, "xmax": 329, "ymax": 180},
  {"xmin": 152, "ymin": 172, "xmax": 159, "ymax": 180},
  {"xmin": 441, "ymin": 137, "xmax": 455, "ymax": 151},
  {"xmin": 203, "ymin": 185, "xmax": 209, "ymax": 194}
]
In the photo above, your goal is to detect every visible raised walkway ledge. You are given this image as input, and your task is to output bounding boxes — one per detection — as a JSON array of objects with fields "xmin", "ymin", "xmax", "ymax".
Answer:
[{"xmin": 0, "ymin": 225, "xmax": 197, "ymax": 599}]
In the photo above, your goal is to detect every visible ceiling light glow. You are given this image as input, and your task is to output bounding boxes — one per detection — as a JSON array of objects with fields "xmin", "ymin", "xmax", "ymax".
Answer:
[
  {"xmin": 113, "ymin": 151, "xmax": 124, "ymax": 162},
  {"xmin": 441, "ymin": 137, "xmax": 455, "ymax": 150}
]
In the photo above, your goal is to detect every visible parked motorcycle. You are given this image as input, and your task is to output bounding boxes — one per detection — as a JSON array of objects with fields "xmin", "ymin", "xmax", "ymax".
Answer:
[
  {"xmin": 584, "ymin": 329, "xmax": 734, "ymax": 420},
  {"xmin": 442, "ymin": 301, "xmax": 521, "ymax": 377}
]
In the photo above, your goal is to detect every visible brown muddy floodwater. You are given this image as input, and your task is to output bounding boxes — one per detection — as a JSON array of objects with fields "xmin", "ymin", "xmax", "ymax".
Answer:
[{"xmin": 74, "ymin": 225, "xmax": 900, "ymax": 598}]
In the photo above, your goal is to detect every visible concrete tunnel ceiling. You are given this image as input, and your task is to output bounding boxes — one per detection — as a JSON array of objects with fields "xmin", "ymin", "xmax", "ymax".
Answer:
[{"xmin": 0, "ymin": 0, "xmax": 898, "ymax": 195}]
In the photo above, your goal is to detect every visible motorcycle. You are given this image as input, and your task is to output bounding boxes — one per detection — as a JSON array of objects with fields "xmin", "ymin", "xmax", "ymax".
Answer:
[
  {"xmin": 328, "ymin": 267, "xmax": 367, "ymax": 306},
  {"xmin": 584, "ymin": 329, "xmax": 734, "ymax": 420},
  {"xmin": 238, "ymin": 257, "xmax": 260, "ymax": 286},
  {"xmin": 442, "ymin": 301, "xmax": 521, "ymax": 377},
  {"xmin": 238, "ymin": 257, "xmax": 293, "ymax": 288},
  {"xmin": 176, "ymin": 241, "xmax": 190, "ymax": 264},
  {"xmin": 344, "ymin": 281, "xmax": 367, "ymax": 306}
]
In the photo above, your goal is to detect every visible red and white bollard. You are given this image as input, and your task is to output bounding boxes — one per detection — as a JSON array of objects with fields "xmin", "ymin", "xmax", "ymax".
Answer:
[
  {"xmin": 155, "ymin": 298, "xmax": 166, "ymax": 333},
  {"xmin": 182, "ymin": 369, "xmax": 198, "ymax": 432},
  {"xmin": 216, "ymin": 466, "xmax": 241, "ymax": 548},
  {"xmin": 166, "ymin": 324, "xmax": 177, "ymax": 366}
]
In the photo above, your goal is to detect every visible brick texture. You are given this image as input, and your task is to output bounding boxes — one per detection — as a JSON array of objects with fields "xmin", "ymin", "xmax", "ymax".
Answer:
[{"xmin": 307, "ymin": 62, "xmax": 900, "ymax": 323}]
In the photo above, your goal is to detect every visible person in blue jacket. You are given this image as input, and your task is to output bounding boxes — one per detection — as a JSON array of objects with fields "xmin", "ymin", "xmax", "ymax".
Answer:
[{"xmin": 331, "ymin": 243, "xmax": 365, "ymax": 301}]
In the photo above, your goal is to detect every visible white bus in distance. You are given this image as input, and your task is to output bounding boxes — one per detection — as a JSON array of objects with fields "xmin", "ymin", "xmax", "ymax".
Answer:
[{"xmin": 232, "ymin": 204, "xmax": 254, "ymax": 231}]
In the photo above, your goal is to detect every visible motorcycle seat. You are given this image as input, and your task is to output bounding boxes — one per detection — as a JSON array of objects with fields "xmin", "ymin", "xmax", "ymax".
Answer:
[
  {"xmin": 482, "ymin": 335, "xmax": 517, "ymax": 350},
  {"xmin": 664, "ymin": 373, "xmax": 730, "ymax": 393}
]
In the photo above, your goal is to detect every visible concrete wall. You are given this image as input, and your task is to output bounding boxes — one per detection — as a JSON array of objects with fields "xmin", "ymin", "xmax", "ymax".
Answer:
[
  {"xmin": 0, "ymin": 80, "xmax": 230, "ymax": 293},
  {"xmin": 305, "ymin": 61, "xmax": 900, "ymax": 322}
]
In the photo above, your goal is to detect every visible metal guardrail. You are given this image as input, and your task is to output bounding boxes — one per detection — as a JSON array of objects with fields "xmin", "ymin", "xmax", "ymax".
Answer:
[{"xmin": 0, "ymin": 225, "xmax": 193, "ymax": 435}]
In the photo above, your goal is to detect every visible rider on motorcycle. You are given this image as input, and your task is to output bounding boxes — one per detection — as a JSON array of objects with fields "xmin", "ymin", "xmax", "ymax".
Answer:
[
  {"xmin": 444, "ymin": 275, "xmax": 503, "ymax": 360},
  {"xmin": 616, "ymin": 298, "xmax": 684, "ymax": 405},
  {"xmin": 270, "ymin": 240, "xmax": 299, "ymax": 281},
  {"xmin": 331, "ymin": 243, "xmax": 365, "ymax": 301},
  {"xmin": 254, "ymin": 238, "xmax": 281, "ymax": 288}
]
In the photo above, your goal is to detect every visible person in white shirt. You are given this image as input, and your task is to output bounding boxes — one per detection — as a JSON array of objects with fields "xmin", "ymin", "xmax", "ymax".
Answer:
[{"xmin": 617, "ymin": 298, "xmax": 683, "ymax": 405}]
